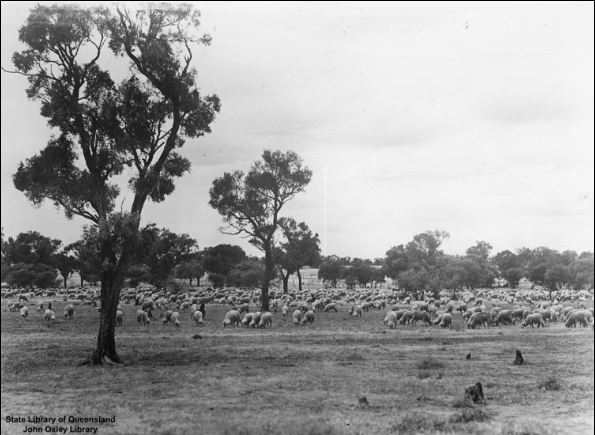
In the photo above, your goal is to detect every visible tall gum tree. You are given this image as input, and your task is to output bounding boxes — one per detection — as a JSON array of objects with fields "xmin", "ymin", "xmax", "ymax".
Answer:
[
  {"xmin": 209, "ymin": 150, "xmax": 312, "ymax": 311},
  {"xmin": 6, "ymin": 4, "xmax": 220, "ymax": 364}
]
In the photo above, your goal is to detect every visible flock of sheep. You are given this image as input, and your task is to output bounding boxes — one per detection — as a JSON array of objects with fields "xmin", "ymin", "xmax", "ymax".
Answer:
[{"xmin": 3, "ymin": 284, "xmax": 594, "ymax": 334}]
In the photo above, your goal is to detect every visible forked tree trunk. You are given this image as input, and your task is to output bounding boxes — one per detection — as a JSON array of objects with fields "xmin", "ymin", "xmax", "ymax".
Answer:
[{"xmin": 91, "ymin": 271, "xmax": 125, "ymax": 365}]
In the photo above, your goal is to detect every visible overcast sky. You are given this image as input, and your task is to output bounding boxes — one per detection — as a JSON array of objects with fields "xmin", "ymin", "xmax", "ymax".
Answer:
[{"xmin": 1, "ymin": 1, "xmax": 593, "ymax": 260}]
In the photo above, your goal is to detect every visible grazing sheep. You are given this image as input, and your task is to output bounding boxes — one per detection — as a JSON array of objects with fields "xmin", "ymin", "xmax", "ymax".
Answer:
[
  {"xmin": 37, "ymin": 303, "xmax": 44, "ymax": 313},
  {"xmin": 445, "ymin": 303, "xmax": 454, "ymax": 314},
  {"xmin": 180, "ymin": 301, "xmax": 190, "ymax": 311},
  {"xmin": 249, "ymin": 312, "xmax": 263, "ymax": 328},
  {"xmin": 223, "ymin": 310, "xmax": 241, "ymax": 328},
  {"xmin": 438, "ymin": 313, "xmax": 452, "ymax": 329},
  {"xmin": 559, "ymin": 306, "xmax": 576, "ymax": 321},
  {"xmin": 116, "ymin": 310, "xmax": 123, "ymax": 326},
  {"xmin": 292, "ymin": 310, "xmax": 303, "ymax": 326},
  {"xmin": 171, "ymin": 312, "xmax": 180, "ymax": 325},
  {"xmin": 161, "ymin": 310, "xmax": 174, "ymax": 325},
  {"xmin": 323, "ymin": 303, "xmax": 338, "ymax": 313},
  {"xmin": 20, "ymin": 306, "xmax": 29, "ymax": 319},
  {"xmin": 467, "ymin": 312, "xmax": 491, "ymax": 329},
  {"xmin": 302, "ymin": 310, "xmax": 315, "ymax": 325},
  {"xmin": 494, "ymin": 310, "xmax": 514, "ymax": 326},
  {"xmin": 511, "ymin": 309, "xmax": 525, "ymax": 324},
  {"xmin": 433, "ymin": 313, "xmax": 445, "ymax": 326},
  {"xmin": 522, "ymin": 313, "xmax": 546, "ymax": 328},
  {"xmin": 565, "ymin": 310, "xmax": 591, "ymax": 328},
  {"xmin": 44, "ymin": 309, "xmax": 56, "ymax": 323},
  {"xmin": 136, "ymin": 310, "xmax": 150, "ymax": 325},
  {"xmin": 351, "ymin": 305, "xmax": 363, "ymax": 317},
  {"xmin": 258, "ymin": 312, "xmax": 273, "ymax": 328},
  {"xmin": 192, "ymin": 310, "xmax": 204, "ymax": 326},
  {"xmin": 282, "ymin": 305, "xmax": 289, "ymax": 316},
  {"xmin": 242, "ymin": 312, "xmax": 255, "ymax": 327},
  {"xmin": 63, "ymin": 304, "xmax": 74, "ymax": 319},
  {"xmin": 410, "ymin": 311, "xmax": 432, "ymax": 326},
  {"xmin": 384, "ymin": 311, "xmax": 399, "ymax": 329},
  {"xmin": 456, "ymin": 304, "xmax": 468, "ymax": 314},
  {"xmin": 400, "ymin": 311, "xmax": 415, "ymax": 325}
]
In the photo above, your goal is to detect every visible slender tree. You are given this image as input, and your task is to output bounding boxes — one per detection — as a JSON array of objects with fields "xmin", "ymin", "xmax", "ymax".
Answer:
[
  {"xmin": 7, "ymin": 4, "xmax": 219, "ymax": 364},
  {"xmin": 278, "ymin": 218, "xmax": 320, "ymax": 292},
  {"xmin": 209, "ymin": 150, "xmax": 312, "ymax": 310}
]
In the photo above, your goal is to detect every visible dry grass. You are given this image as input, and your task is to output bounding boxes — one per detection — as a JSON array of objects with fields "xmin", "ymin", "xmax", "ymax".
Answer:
[{"xmin": 1, "ymin": 298, "xmax": 594, "ymax": 435}]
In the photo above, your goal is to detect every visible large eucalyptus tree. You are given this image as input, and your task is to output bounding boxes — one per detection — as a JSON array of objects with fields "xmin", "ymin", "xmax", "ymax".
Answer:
[{"xmin": 7, "ymin": 4, "xmax": 220, "ymax": 364}]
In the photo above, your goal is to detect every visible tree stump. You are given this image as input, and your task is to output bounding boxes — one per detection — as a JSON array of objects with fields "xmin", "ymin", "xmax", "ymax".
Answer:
[{"xmin": 464, "ymin": 382, "xmax": 486, "ymax": 404}]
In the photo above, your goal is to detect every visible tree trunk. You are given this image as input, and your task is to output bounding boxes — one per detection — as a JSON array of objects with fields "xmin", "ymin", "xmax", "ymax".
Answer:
[
  {"xmin": 297, "ymin": 269, "xmax": 303, "ymax": 291},
  {"xmin": 63, "ymin": 276, "xmax": 67, "ymax": 288},
  {"xmin": 281, "ymin": 270, "xmax": 290, "ymax": 294},
  {"xmin": 261, "ymin": 249, "xmax": 274, "ymax": 312},
  {"xmin": 91, "ymin": 270, "xmax": 125, "ymax": 365}
]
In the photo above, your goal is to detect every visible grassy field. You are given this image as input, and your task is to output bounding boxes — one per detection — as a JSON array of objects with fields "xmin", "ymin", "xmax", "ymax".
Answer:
[{"xmin": 1, "ymin": 299, "xmax": 593, "ymax": 435}]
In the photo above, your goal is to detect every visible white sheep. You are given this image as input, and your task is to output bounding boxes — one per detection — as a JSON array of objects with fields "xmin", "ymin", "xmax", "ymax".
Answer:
[
  {"xmin": 63, "ymin": 304, "xmax": 74, "ymax": 319},
  {"xmin": 242, "ymin": 312, "xmax": 255, "ymax": 327},
  {"xmin": 292, "ymin": 310, "xmax": 303, "ymax": 326},
  {"xmin": 136, "ymin": 310, "xmax": 150, "ymax": 325},
  {"xmin": 302, "ymin": 310, "xmax": 315, "ymax": 325},
  {"xmin": 192, "ymin": 310, "xmax": 204, "ymax": 326},
  {"xmin": 161, "ymin": 310, "xmax": 174, "ymax": 325},
  {"xmin": 281, "ymin": 305, "xmax": 289, "ymax": 316},
  {"xmin": 171, "ymin": 312, "xmax": 180, "ymax": 326},
  {"xmin": 384, "ymin": 311, "xmax": 398, "ymax": 329},
  {"xmin": 44, "ymin": 309, "xmax": 56, "ymax": 323},
  {"xmin": 223, "ymin": 310, "xmax": 241, "ymax": 327},
  {"xmin": 323, "ymin": 303, "xmax": 338, "ymax": 313},
  {"xmin": 522, "ymin": 313, "xmax": 545, "ymax": 328},
  {"xmin": 249, "ymin": 311, "xmax": 262, "ymax": 328},
  {"xmin": 258, "ymin": 312, "xmax": 273, "ymax": 328},
  {"xmin": 20, "ymin": 306, "xmax": 29, "ymax": 319}
]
